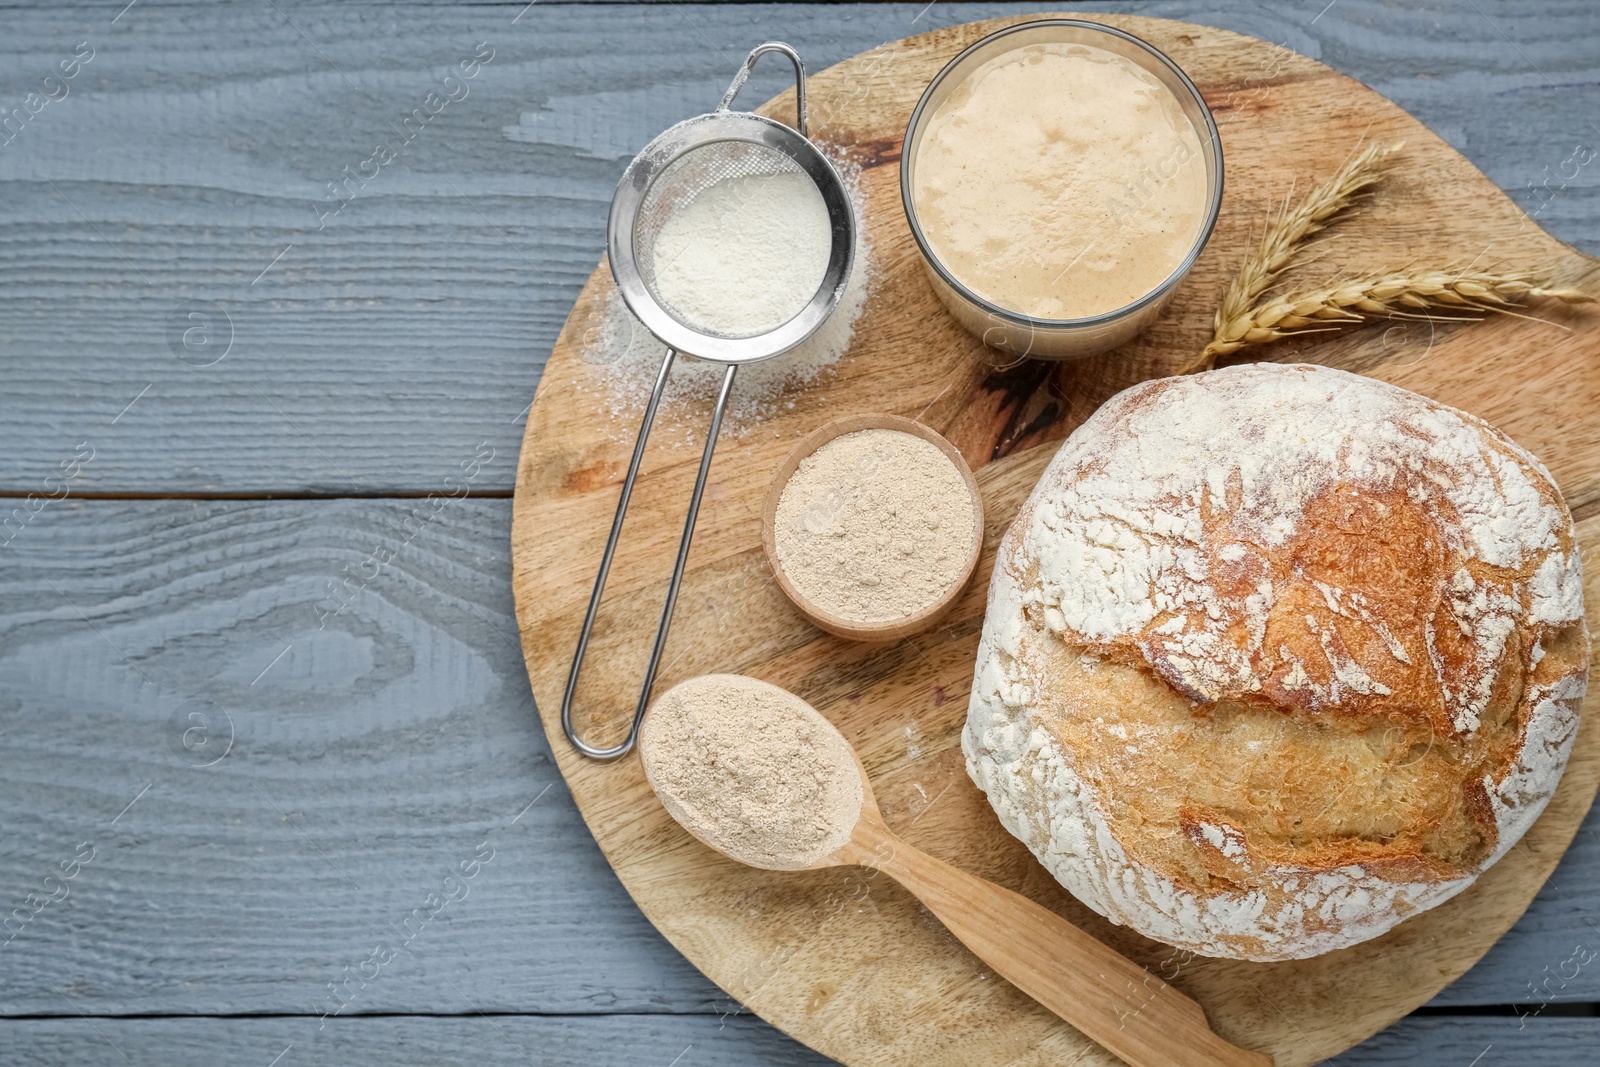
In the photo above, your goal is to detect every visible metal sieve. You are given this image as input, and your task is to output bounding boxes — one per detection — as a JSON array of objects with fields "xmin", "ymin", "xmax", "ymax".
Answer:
[{"xmin": 561, "ymin": 42, "xmax": 856, "ymax": 760}]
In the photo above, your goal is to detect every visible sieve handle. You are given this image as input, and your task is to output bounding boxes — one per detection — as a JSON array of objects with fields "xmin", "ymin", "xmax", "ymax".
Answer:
[
  {"xmin": 717, "ymin": 41, "xmax": 808, "ymax": 137},
  {"xmin": 560, "ymin": 348, "xmax": 739, "ymax": 760}
]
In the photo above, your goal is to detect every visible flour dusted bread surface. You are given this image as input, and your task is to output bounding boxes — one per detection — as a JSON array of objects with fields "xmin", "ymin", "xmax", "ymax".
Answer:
[{"xmin": 964, "ymin": 363, "xmax": 1589, "ymax": 961}]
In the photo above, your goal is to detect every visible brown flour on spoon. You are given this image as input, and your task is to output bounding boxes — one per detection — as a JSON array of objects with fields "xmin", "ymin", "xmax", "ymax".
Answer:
[{"xmin": 639, "ymin": 674, "xmax": 862, "ymax": 871}]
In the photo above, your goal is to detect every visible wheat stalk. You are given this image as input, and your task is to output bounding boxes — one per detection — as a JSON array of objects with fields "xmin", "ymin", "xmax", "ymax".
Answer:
[
  {"xmin": 1201, "ymin": 268, "xmax": 1591, "ymax": 352},
  {"xmin": 1182, "ymin": 141, "xmax": 1404, "ymax": 375}
]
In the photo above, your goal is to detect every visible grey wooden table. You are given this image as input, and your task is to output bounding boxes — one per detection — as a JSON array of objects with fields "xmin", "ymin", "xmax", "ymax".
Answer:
[{"xmin": 2, "ymin": 1, "xmax": 1597, "ymax": 1063}]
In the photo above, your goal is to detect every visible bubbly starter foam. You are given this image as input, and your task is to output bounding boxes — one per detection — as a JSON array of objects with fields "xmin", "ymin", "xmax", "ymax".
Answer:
[{"xmin": 912, "ymin": 41, "xmax": 1209, "ymax": 320}]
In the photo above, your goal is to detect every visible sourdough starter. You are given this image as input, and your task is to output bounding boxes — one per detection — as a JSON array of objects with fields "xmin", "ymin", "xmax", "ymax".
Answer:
[{"xmin": 911, "ymin": 41, "xmax": 1209, "ymax": 320}]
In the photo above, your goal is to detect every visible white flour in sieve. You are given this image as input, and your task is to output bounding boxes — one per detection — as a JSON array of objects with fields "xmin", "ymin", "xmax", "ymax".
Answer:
[
  {"xmin": 650, "ymin": 169, "xmax": 832, "ymax": 338},
  {"xmin": 581, "ymin": 154, "xmax": 873, "ymax": 441}
]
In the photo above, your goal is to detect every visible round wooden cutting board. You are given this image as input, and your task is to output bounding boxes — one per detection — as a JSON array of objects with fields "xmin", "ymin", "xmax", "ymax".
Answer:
[{"xmin": 512, "ymin": 14, "xmax": 1600, "ymax": 1066}]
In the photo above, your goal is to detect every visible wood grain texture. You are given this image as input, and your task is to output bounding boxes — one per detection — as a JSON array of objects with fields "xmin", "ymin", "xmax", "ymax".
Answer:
[
  {"xmin": 5, "ymin": 1013, "xmax": 1595, "ymax": 1067},
  {"xmin": 0, "ymin": 0, "xmax": 1595, "ymax": 493},
  {"xmin": 513, "ymin": 12, "xmax": 1600, "ymax": 1067},
  {"xmin": 0, "ymin": 495, "xmax": 724, "ymax": 1017},
  {"xmin": 0, "ymin": 1014, "xmax": 837, "ymax": 1066},
  {"xmin": 1323, "ymin": 1016, "xmax": 1600, "ymax": 1066}
]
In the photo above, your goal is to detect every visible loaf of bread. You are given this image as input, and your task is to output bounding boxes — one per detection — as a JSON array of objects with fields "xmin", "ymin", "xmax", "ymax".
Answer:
[{"xmin": 964, "ymin": 363, "xmax": 1589, "ymax": 961}]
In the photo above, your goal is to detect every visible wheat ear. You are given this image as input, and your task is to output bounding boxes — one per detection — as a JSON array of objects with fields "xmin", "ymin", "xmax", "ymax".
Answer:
[
  {"xmin": 1182, "ymin": 141, "xmax": 1404, "ymax": 374},
  {"xmin": 1205, "ymin": 268, "xmax": 1592, "ymax": 351}
]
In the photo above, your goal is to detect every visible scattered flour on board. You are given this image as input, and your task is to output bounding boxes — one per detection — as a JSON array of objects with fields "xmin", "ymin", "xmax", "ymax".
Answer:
[{"xmin": 578, "ymin": 154, "xmax": 874, "ymax": 444}]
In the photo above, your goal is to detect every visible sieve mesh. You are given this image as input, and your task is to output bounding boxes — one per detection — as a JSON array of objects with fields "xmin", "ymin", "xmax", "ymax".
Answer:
[{"xmin": 632, "ymin": 139, "xmax": 808, "ymax": 337}]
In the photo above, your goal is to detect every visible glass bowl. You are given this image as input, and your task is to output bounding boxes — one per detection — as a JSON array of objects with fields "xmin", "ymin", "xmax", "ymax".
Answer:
[{"xmin": 900, "ymin": 19, "xmax": 1225, "ymax": 361}]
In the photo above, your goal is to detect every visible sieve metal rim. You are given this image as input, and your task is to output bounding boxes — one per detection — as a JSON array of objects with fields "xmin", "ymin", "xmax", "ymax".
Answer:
[{"xmin": 607, "ymin": 110, "xmax": 856, "ymax": 365}]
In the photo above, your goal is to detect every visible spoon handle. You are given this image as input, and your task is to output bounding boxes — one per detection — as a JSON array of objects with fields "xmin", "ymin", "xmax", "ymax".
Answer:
[{"xmin": 846, "ymin": 823, "xmax": 1273, "ymax": 1067}]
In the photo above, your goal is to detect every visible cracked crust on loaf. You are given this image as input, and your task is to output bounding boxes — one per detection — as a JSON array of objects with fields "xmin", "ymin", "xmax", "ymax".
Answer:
[{"xmin": 964, "ymin": 364, "xmax": 1589, "ymax": 961}]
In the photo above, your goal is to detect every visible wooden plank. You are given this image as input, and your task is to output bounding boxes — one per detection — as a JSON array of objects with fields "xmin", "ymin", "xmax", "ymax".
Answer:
[
  {"xmin": 0, "ymin": 1014, "xmax": 836, "ymax": 1066},
  {"xmin": 0, "ymin": 0, "xmax": 1594, "ymax": 493},
  {"xmin": 0, "ymin": 496, "xmax": 721, "ymax": 1015},
  {"xmin": 1326, "ymin": 1017, "xmax": 1600, "ymax": 1066},
  {"xmin": 0, "ymin": 497, "xmax": 1596, "ymax": 1022},
  {"xmin": 2, "ymin": 1013, "xmax": 1598, "ymax": 1067}
]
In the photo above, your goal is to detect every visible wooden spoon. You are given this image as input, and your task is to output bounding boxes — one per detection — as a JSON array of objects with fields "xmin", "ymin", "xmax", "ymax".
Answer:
[{"xmin": 639, "ymin": 675, "xmax": 1272, "ymax": 1067}]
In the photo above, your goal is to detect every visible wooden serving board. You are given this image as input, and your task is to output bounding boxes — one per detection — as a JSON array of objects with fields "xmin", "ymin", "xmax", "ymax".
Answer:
[{"xmin": 512, "ymin": 14, "xmax": 1600, "ymax": 1066}]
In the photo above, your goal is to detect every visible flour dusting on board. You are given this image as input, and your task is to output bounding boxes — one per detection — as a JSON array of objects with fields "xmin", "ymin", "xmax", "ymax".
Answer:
[{"xmin": 580, "ymin": 156, "xmax": 873, "ymax": 442}]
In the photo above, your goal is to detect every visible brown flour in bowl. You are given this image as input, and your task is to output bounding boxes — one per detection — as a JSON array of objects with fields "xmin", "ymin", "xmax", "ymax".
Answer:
[{"xmin": 773, "ymin": 428, "xmax": 978, "ymax": 624}]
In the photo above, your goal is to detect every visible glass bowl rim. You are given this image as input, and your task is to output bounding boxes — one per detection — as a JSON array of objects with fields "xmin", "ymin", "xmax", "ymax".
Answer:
[{"xmin": 898, "ymin": 18, "xmax": 1226, "ymax": 330}]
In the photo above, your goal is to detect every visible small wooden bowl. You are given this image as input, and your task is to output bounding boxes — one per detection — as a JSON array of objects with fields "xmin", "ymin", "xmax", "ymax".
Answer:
[{"xmin": 761, "ymin": 414, "xmax": 984, "ymax": 642}]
